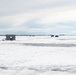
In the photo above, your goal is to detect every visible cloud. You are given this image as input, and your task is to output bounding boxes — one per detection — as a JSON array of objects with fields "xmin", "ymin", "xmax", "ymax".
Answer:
[
  {"xmin": 0, "ymin": 0, "xmax": 76, "ymax": 15},
  {"xmin": 0, "ymin": 0, "xmax": 76, "ymax": 35}
]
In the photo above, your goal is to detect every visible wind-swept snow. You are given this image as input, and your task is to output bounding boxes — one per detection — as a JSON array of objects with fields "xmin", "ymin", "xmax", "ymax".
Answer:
[{"xmin": 0, "ymin": 36, "xmax": 76, "ymax": 75}]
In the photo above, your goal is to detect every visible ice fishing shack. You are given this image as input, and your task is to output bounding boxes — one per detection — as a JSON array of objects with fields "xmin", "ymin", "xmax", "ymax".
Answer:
[{"xmin": 6, "ymin": 34, "xmax": 16, "ymax": 41}]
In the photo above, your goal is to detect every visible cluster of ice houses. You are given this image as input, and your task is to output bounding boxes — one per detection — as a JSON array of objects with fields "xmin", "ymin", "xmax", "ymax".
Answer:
[{"xmin": 2, "ymin": 34, "xmax": 59, "ymax": 41}]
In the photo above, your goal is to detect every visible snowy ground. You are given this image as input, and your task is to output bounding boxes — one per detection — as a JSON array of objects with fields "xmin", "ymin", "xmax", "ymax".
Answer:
[{"xmin": 0, "ymin": 36, "xmax": 76, "ymax": 75}]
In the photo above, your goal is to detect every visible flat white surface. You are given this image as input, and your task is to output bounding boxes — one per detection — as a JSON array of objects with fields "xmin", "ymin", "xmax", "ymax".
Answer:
[{"xmin": 0, "ymin": 36, "xmax": 76, "ymax": 75}]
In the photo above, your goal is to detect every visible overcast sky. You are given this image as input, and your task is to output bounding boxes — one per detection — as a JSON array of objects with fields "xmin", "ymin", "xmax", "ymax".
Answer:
[{"xmin": 0, "ymin": 0, "xmax": 76, "ymax": 35}]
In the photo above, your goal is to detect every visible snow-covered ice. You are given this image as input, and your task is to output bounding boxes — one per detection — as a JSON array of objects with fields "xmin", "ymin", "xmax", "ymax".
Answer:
[{"xmin": 0, "ymin": 36, "xmax": 76, "ymax": 75}]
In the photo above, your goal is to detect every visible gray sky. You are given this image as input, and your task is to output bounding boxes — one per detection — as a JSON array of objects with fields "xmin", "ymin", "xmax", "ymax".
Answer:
[{"xmin": 0, "ymin": 0, "xmax": 76, "ymax": 35}]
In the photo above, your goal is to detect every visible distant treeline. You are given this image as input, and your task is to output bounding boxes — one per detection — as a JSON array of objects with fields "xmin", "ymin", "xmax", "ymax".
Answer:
[{"xmin": 0, "ymin": 34, "xmax": 65, "ymax": 36}]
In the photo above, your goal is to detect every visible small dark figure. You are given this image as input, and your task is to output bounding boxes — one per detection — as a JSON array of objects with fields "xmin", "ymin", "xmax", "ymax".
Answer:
[
  {"xmin": 55, "ymin": 35, "xmax": 59, "ymax": 37},
  {"xmin": 51, "ymin": 35, "xmax": 54, "ymax": 37},
  {"xmin": 2, "ymin": 39, "xmax": 5, "ymax": 41}
]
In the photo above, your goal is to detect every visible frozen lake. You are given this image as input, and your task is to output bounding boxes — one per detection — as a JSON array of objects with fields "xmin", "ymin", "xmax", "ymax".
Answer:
[{"xmin": 0, "ymin": 36, "xmax": 76, "ymax": 75}]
